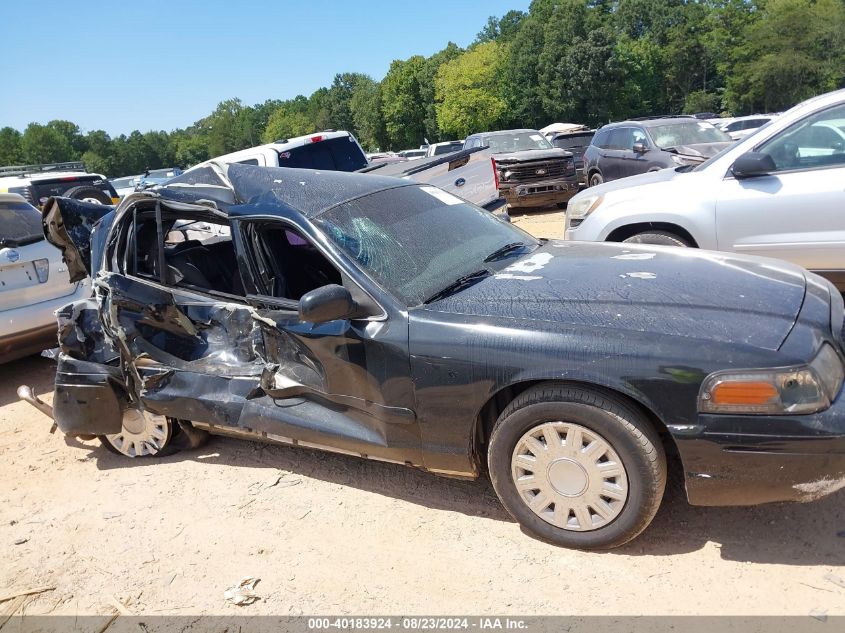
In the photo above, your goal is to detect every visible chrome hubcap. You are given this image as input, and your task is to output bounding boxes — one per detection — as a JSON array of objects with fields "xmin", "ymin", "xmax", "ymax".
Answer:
[
  {"xmin": 511, "ymin": 422, "xmax": 628, "ymax": 531},
  {"xmin": 105, "ymin": 409, "xmax": 171, "ymax": 457}
]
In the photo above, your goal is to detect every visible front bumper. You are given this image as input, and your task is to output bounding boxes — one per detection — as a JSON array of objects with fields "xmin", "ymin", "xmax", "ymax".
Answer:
[
  {"xmin": 678, "ymin": 392, "xmax": 845, "ymax": 506},
  {"xmin": 500, "ymin": 178, "xmax": 579, "ymax": 208}
]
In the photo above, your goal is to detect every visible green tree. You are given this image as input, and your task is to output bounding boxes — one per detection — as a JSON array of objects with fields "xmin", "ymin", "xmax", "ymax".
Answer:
[
  {"xmin": 0, "ymin": 127, "xmax": 23, "ymax": 165},
  {"xmin": 418, "ymin": 43, "xmax": 464, "ymax": 141},
  {"xmin": 262, "ymin": 102, "xmax": 314, "ymax": 143},
  {"xmin": 435, "ymin": 41, "xmax": 509, "ymax": 138},
  {"xmin": 726, "ymin": 0, "xmax": 845, "ymax": 113},
  {"xmin": 475, "ymin": 9, "xmax": 526, "ymax": 44},
  {"xmin": 381, "ymin": 56, "xmax": 428, "ymax": 148},
  {"xmin": 349, "ymin": 79, "xmax": 388, "ymax": 150},
  {"xmin": 20, "ymin": 123, "xmax": 73, "ymax": 163}
]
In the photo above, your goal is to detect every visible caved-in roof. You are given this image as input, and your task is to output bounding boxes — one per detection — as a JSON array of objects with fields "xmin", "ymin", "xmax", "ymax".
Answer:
[{"xmin": 162, "ymin": 162, "xmax": 411, "ymax": 218}]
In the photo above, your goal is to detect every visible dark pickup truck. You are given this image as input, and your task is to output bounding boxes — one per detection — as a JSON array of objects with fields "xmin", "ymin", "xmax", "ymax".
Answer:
[{"xmin": 463, "ymin": 129, "xmax": 578, "ymax": 209}]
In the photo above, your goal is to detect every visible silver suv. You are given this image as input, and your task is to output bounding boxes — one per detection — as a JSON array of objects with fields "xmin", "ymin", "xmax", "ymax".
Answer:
[{"xmin": 565, "ymin": 88, "xmax": 845, "ymax": 291}]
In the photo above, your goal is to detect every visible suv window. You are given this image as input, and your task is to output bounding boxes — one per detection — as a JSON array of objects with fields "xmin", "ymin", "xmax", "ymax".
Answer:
[
  {"xmin": 607, "ymin": 128, "xmax": 633, "ymax": 150},
  {"xmin": 592, "ymin": 129, "xmax": 611, "ymax": 149},
  {"xmin": 277, "ymin": 136, "xmax": 367, "ymax": 172},
  {"xmin": 758, "ymin": 103, "xmax": 845, "ymax": 171},
  {"xmin": 552, "ymin": 133, "xmax": 594, "ymax": 149},
  {"xmin": 432, "ymin": 142, "xmax": 464, "ymax": 155},
  {"xmin": 0, "ymin": 199, "xmax": 43, "ymax": 247}
]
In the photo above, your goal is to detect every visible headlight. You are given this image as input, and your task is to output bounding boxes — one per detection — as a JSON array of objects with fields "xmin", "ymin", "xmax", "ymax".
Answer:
[
  {"xmin": 698, "ymin": 344, "xmax": 845, "ymax": 415},
  {"xmin": 670, "ymin": 154, "xmax": 703, "ymax": 166},
  {"xmin": 568, "ymin": 194, "xmax": 604, "ymax": 220}
]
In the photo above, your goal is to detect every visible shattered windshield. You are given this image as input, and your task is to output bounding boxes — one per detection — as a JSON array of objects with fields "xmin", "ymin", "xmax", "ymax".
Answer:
[
  {"xmin": 650, "ymin": 122, "xmax": 731, "ymax": 148},
  {"xmin": 484, "ymin": 132, "xmax": 553, "ymax": 152},
  {"xmin": 315, "ymin": 185, "xmax": 537, "ymax": 306}
]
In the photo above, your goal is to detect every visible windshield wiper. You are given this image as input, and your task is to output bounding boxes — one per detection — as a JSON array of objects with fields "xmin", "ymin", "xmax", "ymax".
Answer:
[
  {"xmin": 484, "ymin": 241, "xmax": 528, "ymax": 262},
  {"xmin": 424, "ymin": 269, "xmax": 491, "ymax": 304}
]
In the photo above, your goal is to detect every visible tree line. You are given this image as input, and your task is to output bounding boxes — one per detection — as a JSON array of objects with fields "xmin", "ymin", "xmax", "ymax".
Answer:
[{"xmin": 2, "ymin": 0, "xmax": 843, "ymax": 178}]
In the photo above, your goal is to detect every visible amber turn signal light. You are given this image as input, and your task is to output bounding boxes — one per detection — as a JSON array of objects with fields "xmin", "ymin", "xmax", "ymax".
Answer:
[{"xmin": 710, "ymin": 381, "xmax": 779, "ymax": 406}]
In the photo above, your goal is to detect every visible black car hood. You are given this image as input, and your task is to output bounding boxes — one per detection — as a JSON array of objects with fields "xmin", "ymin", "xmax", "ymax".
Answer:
[
  {"xmin": 665, "ymin": 142, "xmax": 733, "ymax": 158},
  {"xmin": 494, "ymin": 148, "xmax": 572, "ymax": 163},
  {"xmin": 425, "ymin": 241, "xmax": 806, "ymax": 350}
]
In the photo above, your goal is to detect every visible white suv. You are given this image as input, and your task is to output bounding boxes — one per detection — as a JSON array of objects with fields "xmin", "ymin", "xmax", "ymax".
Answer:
[
  {"xmin": 565, "ymin": 88, "xmax": 845, "ymax": 291},
  {"xmin": 0, "ymin": 194, "xmax": 90, "ymax": 362},
  {"xmin": 0, "ymin": 161, "xmax": 119, "ymax": 207}
]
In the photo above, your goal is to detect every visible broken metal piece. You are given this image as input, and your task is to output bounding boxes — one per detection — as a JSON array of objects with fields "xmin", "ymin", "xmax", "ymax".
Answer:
[{"xmin": 17, "ymin": 385, "xmax": 56, "ymax": 432}]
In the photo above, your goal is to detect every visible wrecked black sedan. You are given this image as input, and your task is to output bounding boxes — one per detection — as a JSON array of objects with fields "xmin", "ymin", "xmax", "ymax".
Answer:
[{"xmin": 26, "ymin": 162, "xmax": 845, "ymax": 549}]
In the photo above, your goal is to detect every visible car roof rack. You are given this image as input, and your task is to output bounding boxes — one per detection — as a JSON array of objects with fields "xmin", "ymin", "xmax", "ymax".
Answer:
[{"xmin": 0, "ymin": 161, "xmax": 87, "ymax": 178}]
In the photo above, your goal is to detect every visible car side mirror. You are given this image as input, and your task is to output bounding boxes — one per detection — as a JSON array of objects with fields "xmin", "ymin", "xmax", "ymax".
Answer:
[
  {"xmin": 299, "ymin": 284, "xmax": 358, "ymax": 323},
  {"xmin": 731, "ymin": 151, "xmax": 777, "ymax": 178},
  {"xmin": 633, "ymin": 142, "xmax": 648, "ymax": 154}
]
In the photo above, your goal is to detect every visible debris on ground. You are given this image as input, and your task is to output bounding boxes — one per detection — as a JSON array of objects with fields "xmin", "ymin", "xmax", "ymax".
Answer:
[
  {"xmin": 224, "ymin": 577, "xmax": 261, "ymax": 606},
  {"xmin": 824, "ymin": 573, "xmax": 845, "ymax": 590},
  {"xmin": 13, "ymin": 538, "xmax": 28, "ymax": 545},
  {"xmin": 809, "ymin": 608, "xmax": 828, "ymax": 622}
]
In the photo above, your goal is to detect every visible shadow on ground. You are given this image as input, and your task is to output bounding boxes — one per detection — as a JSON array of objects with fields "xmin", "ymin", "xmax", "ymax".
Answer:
[{"xmin": 5, "ymin": 353, "xmax": 845, "ymax": 566}]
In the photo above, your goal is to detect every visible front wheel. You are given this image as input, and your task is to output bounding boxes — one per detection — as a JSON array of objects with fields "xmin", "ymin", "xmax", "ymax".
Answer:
[
  {"xmin": 622, "ymin": 231, "xmax": 690, "ymax": 247},
  {"xmin": 488, "ymin": 384, "xmax": 666, "ymax": 549},
  {"xmin": 589, "ymin": 172, "xmax": 604, "ymax": 187}
]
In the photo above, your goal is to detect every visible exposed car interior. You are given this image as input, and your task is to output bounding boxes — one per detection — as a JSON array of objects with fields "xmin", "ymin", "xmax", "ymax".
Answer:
[
  {"xmin": 241, "ymin": 222, "xmax": 342, "ymax": 300},
  {"xmin": 118, "ymin": 206, "xmax": 340, "ymax": 302}
]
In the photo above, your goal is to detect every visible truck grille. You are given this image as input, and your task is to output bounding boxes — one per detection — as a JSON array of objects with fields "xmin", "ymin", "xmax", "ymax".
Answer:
[{"xmin": 503, "ymin": 159, "xmax": 574, "ymax": 183}]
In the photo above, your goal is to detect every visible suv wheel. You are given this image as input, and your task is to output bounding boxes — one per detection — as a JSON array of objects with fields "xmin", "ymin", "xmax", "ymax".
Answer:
[
  {"xmin": 488, "ymin": 384, "xmax": 666, "ymax": 549},
  {"xmin": 63, "ymin": 185, "xmax": 112, "ymax": 205},
  {"xmin": 622, "ymin": 231, "xmax": 690, "ymax": 247},
  {"xmin": 589, "ymin": 172, "xmax": 603, "ymax": 187}
]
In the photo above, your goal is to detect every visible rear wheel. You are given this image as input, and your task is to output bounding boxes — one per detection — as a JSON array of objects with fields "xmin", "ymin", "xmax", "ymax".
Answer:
[
  {"xmin": 622, "ymin": 231, "xmax": 690, "ymax": 247},
  {"xmin": 488, "ymin": 384, "xmax": 666, "ymax": 549},
  {"xmin": 589, "ymin": 172, "xmax": 604, "ymax": 187},
  {"xmin": 100, "ymin": 409, "xmax": 209, "ymax": 457},
  {"xmin": 63, "ymin": 185, "xmax": 112, "ymax": 205}
]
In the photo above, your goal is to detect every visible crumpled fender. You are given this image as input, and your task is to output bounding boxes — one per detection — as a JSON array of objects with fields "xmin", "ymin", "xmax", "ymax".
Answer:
[{"xmin": 42, "ymin": 196, "xmax": 114, "ymax": 282}]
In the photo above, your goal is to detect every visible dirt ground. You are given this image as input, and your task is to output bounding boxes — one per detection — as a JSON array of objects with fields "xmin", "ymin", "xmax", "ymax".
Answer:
[{"xmin": 2, "ymin": 208, "xmax": 844, "ymax": 618}]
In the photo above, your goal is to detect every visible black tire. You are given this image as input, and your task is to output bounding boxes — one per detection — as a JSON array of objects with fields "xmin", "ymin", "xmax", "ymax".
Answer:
[
  {"xmin": 622, "ymin": 231, "xmax": 690, "ymax": 247},
  {"xmin": 63, "ymin": 185, "xmax": 112, "ymax": 205},
  {"xmin": 588, "ymin": 171, "xmax": 603, "ymax": 187},
  {"xmin": 488, "ymin": 384, "xmax": 666, "ymax": 550}
]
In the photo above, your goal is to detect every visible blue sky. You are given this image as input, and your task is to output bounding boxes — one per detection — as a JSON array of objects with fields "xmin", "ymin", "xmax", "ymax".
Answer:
[{"xmin": 0, "ymin": 0, "xmax": 530, "ymax": 136}]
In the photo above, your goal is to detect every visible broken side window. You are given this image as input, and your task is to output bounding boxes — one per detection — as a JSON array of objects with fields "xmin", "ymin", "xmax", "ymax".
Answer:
[
  {"xmin": 241, "ymin": 222, "xmax": 342, "ymax": 302},
  {"xmin": 116, "ymin": 206, "xmax": 246, "ymax": 299}
]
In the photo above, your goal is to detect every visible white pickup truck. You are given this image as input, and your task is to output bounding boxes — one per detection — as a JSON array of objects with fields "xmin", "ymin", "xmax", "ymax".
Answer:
[{"xmin": 201, "ymin": 131, "xmax": 507, "ymax": 220}]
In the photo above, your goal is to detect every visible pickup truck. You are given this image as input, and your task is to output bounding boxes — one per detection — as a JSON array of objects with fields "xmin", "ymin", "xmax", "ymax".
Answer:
[
  {"xmin": 199, "ymin": 131, "xmax": 507, "ymax": 220},
  {"xmin": 464, "ymin": 129, "xmax": 579, "ymax": 209},
  {"xmin": 359, "ymin": 147, "xmax": 507, "ymax": 220}
]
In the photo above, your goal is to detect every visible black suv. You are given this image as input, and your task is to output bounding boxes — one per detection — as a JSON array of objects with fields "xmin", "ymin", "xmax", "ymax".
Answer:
[{"xmin": 583, "ymin": 117, "xmax": 733, "ymax": 186}]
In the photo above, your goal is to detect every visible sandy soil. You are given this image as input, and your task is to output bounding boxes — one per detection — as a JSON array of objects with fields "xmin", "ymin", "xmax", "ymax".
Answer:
[{"xmin": 2, "ymin": 209, "xmax": 844, "ymax": 618}]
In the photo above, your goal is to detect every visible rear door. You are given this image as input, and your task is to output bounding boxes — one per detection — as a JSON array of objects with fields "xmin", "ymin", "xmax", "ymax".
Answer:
[
  {"xmin": 602, "ymin": 128, "xmax": 632, "ymax": 180},
  {"xmin": 715, "ymin": 102, "xmax": 845, "ymax": 287}
]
